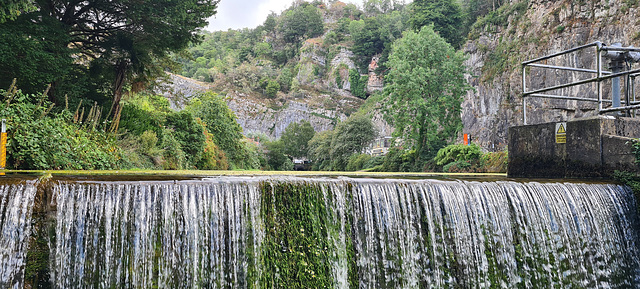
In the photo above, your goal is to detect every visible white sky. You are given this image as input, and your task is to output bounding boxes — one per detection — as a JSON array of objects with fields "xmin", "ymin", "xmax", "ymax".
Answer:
[{"xmin": 206, "ymin": 0, "xmax": 367, "ymax": 32}]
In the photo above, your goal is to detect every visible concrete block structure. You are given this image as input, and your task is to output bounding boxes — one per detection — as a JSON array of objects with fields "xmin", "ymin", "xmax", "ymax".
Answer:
[{"xmin": 508, "ymin": 116, "xmax": 640, "ymax": 178}]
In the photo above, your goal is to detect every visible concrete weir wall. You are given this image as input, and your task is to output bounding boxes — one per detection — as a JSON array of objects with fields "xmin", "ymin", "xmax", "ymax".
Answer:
[{"xmin": 508, "ymin": 116, "xmax": 640, "ymax": 178}]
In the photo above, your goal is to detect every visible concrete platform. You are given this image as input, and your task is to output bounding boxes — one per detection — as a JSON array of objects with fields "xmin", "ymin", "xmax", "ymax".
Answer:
[{"xmin": 508, "ymin": 116, "xmax": 640, "ymax": 178}]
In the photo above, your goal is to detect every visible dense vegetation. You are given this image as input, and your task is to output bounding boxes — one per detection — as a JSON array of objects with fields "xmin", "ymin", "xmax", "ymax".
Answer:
[{"xmin": 0, "ymin": 0, "xmax": 514, "ymax": 171}]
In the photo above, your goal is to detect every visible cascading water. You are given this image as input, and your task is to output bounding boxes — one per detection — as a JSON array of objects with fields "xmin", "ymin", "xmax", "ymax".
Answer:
[
  {"xmin": 2, "ymin": 176, "xmax": 639, "ymax": 288},
  {"xmin": 0, "ymin": 178, "xmax": 37, "ymax": 289}
]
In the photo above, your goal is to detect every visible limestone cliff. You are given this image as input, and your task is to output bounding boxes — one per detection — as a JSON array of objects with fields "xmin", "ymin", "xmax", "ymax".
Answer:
[
  {"xmin": 463, "ymin": 0, "xmax": 640, "ymax": 151},
  {"xmin": 160, "ymin": 73, "xmax": 364, "ymax": 139}
]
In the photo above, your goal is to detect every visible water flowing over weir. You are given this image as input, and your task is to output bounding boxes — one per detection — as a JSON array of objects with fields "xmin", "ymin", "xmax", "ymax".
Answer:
[
  {"xmin": 0, "ymin": 178, "xmax": 37, "ymax": 289},
  {"xmin": 1, "ymin": 176, "xmax": 640, "ymax": 288}
]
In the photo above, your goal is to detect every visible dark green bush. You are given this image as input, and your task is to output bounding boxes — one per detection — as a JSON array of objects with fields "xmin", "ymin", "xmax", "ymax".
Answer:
[
  {"xmin": 165, "ymin": 111, "xmax": 206, "ymax": 168},
  {"xmin": 345, "ymin": 153, "xmax": 371, "ymax": 171},
  {"xmin": 434, "ymin": 143, "xmax": 482, "ymax": 166},
  {"xmin": 443, "ymin": 160, "xmax": 473, "ymax": 173},
  {"xmin": 119, "ymin": 102, "xmax": 163, "ymax": 136}
]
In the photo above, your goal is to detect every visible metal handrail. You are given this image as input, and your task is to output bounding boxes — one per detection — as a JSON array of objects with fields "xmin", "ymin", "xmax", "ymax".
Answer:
[{"xmin": 522, "ymin": 41, "xmax": 640, "ymax": 124}]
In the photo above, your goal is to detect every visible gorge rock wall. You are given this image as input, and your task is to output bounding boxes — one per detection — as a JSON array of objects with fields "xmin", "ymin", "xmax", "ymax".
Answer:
[{"xmin": 463, "ymin": 0, "xmax": 640, "ymax": 151}]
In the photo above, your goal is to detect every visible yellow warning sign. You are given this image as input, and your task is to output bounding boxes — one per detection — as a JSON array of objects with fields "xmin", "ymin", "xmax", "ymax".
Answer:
[{"xmin": 555, "ymin": 122, "xmax": 567, "ymax": 144}]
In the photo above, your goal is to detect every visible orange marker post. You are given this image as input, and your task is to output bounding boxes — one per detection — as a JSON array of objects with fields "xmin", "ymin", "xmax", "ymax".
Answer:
[
  {"xmin": 1, "ymin": 119, "xmax": 6, "ymax": 169},
  {"xmin": 463, "ymin": 134, "xmax": 469, "ymax": 146}
]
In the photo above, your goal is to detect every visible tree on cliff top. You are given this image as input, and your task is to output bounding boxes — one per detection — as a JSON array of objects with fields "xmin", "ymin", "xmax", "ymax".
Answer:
[
  {"xmin": 409, "ymin": 0, "xmax": 464, "ymax": 47},
  {"xmin": 382, "ymin": 26, "xmax": 470, "ymax": 168}
]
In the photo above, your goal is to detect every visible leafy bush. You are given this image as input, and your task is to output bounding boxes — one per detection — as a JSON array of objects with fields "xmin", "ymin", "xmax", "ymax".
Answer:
[
  {"xmin": 363, "ymin": 155, "xmax": 385, "ymax": 169},
  {"xmin": 265, "ymin": 140, "xmax": 292, "ymax": 171},
  {"xmin": 165, "ymin": 111, "xmax": 206, "ymax": 168},
  {"xmin": 443, "ymin": 160, "xmax": 472, "ymax": 173},
  {"xmin": 345, "ymin": 153, "xmax": 371, "ymax": 171},
  {"xmin": 1, "ymin": 88, "xmax": 122, "ymax": 170},
  {"xmin": 187, "ymin": 91, "xmax": 257, "ymax": 169},
  {"xmin": 382, "ymin": 148, "xmax": 418, "ymax": 172},
  {"xmin": 197, "ymin": 122, "xmax": 229, "ymax": 170},
  {"xmin": 434, "ymin": 144, "xmax": 482, "ymax": 166},
  {"xmin": 159, "ymin": 128, "xmax": 187, "ymax": 170}
]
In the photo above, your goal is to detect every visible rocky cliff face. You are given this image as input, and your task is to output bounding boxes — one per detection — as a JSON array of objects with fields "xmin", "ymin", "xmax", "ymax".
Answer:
[
  {"xmin": 161, "ymin": 73, "xmax": 364, "ymax": 139},
  {"xmin": 463, "ymin": 0, "xmax": 640, "ymax": 151}
]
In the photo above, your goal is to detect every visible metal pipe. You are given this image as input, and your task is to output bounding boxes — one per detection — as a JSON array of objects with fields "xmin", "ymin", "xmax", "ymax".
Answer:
[
  {"xmin": 597, "ymin": 46, "xmax": 603, "ymax": 111},
  {"xmin": 528, "ymin": 93, "xmax": 600, "ymax": 102},
  {"xmin": 522, "ymin": 59, "xmax": 528, "ymax": 125},
  {"xmin": 599, "ymin": 103, "xmax": 640, "ymax": 113},
  {"xmin": 523, "ymin": 97, "xmax": 527, "ymax": 125},
  {"xmin": 597, "ymin": 67, "xmax": 640, "ymax": 81},
  {"xmin": 523, "ymin": 76, "xmax": 602, "ymax": 96},
  {"xmin": 522, "ymin": 42, "xmax": 601, "ymax": 65},
  {"xmin": 612, "ymin": 68, "xmax": 621, "ymax": 108},
  {"xmin": 526, "ymin": 63, "xmax": 612, "ymax": 74},
  {"xmin": 600, "ymin": 46, "xmax": 640, "ymax": 53}
]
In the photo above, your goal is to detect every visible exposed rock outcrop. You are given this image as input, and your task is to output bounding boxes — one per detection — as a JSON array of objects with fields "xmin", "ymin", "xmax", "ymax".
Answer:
[{"xmin": 462, "ymin": 0, "xmax": 640, "ymax": 151}]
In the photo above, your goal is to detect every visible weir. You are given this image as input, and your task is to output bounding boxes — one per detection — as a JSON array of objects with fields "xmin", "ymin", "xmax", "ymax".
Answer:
[{"xmin": 1, "ymin": 175, "xmax": 639, "ymax": 288}]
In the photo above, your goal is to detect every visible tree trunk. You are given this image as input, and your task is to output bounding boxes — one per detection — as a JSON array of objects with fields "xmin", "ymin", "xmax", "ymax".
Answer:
[{"xmin": 110, "ymin": 61, "xmax": 127, "ymax": 118}]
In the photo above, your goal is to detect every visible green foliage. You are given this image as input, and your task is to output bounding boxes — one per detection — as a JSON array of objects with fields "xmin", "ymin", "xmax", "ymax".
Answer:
[
  {"xmin": 382, "ymin": 147, "xmax": 418, "ymax": 172},
  {"xmin": 278, "ymin": 67, "xmax": 294, "ymax": 93},
  {"xmin": 160, "ymin": 128, "xmax": 187, "ymax": 170},
  {"xmin": 308, "ymin": 130, "xmax": 335, "ymax": 170},
  {"xmin": 197, "ymin": 120, "xmax": 229, "ymax": 170},
  {"xmin": 409, "ymin": 0, "xmax": 465, "ymax": 47},
  {"xmin": 0, "ymin": 14, "xmax": 77, "ymax": 97},
  {"xmin": 0, "ymin": 0, "xmax": 35, "ymax": 23},
  {"xmin": 265, "ymin": 80, "xmax": 280, "ymax": 98},
  {"xmin": 139, "ymin": 130, "xmax": 163, "ymax": 159},
  {"xmin": 280, "ymin": 120, "xmax": 316, "ymax": 158},
  {"xmin": 0, "ymin": 88, "xmax": 122, "ymax": 170},
  {"xmin": 469, "ymin": 0, "xmax": 529, "ymax": 37},
  {"xmin": 479, "ymin": 150, "xmax": 508, "ymax": 173},
  {"xmin": 2, "ymin": 0, "xmax": 219, "ymax": 115},
  {"xmin": 442, "ymin": 160, "xmax": 472, "ymax": 172},
  {"xmin": 281, "ymin": 3, "xmax": 324, "ymax": 43},
  {"xmin": 349, "ymin": 11, "xmax": 409, "ymax": 71},
  {"xmin": 119, "ymin": 102, "xmax": 164, "ymax": 136},
  {"xmin": 165, "ymin": 111, "xmax": 206, "ymax": 168},
  {"xmin": 348, "ymin": 69, "xmax": 369, "ymax": 99},
  {"xmin": 265, "ymin": 141, "xmax": 294, "ymax": 171},
  {"xmin": 187, "ymin": 91, "xmax": 256, "ymax": 169},
  {"xmin": 383, "ymin": 25, "xmax": 471, "ymax": 165},
  {"xmin": 345, "ymin": 153, "xmax": 372, "ymax": 171},
  {"xmin": 330, "ymin": 114, "xmax": 376, "ymax": 171},
  {"xmin": 434, "ymin": 143, "xmax": 482, "ymax": 166}
]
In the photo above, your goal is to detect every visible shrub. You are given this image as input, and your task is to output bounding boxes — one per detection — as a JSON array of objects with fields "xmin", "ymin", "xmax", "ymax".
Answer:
[
  {"xmin": 159, "ymin": 129, "xmax": 187, "ymax": 170},
  {"xmin": 382, "ymin": 148, "xmax": 418, "ymax": 172},
  {"xmin": 443, "ymin": 160, "xmax": 473, "ymax": 173},
  {"xmin": 165, "ymin": 111, "xmax": 206, "ymax": 168},
  {"xmin": 363, "ymin": 155, "xmax": 385, "ymax": 169},
  {"xmin": 345, "ymin": 153, "xmax": 371, "ymax": 171},
  {"xmin": 1, "ymin": 88, "xmax": 122, "ymax": 170},
  {"xmin": 434, "ymin": 144, "xmax": 482, "ymax": 166}
]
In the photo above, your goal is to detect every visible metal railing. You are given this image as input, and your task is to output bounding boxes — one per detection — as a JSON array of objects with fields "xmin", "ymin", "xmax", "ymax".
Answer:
[{"xmin": 522, "ymin": 41, "xmax": 640, "ymax": 124}]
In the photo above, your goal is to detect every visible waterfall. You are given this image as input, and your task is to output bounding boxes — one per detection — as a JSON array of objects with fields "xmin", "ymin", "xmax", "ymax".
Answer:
[
  {"xmin": 2, "ymin": 176, "xmax": 640, "ymax": 288},
  {"xmin": 0, "ymin": 178, "xmax": 37, "ymax": 289}
]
